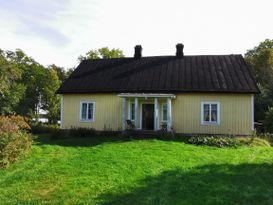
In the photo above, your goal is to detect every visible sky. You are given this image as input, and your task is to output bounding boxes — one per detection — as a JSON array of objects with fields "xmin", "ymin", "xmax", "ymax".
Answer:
[{"xmin": 0, "ymin": 0, "xmax": 272, "ymax": 68}]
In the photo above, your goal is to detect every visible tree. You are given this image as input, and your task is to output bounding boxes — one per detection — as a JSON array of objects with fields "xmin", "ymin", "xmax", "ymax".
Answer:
[
  {"xmin": 48, "ymin": 64, "xmax": 71, "ymax": 83},
  {"xmin": 40, "ymin": 68, "xmax": 61, "ymax": 124},
  {"xmin": 4, "ymin": 49, "xmax": 46, "ymax": 118},
  {"xmin": 245, "ymin": 39, "xmax": 273, "ymax": 121},
  {"xmin": 264, "ymin": 106, "xmax": 273, "ymax": 133},
  {"xmin": 0, "ymin": 50, "xmax": 25, "ymax": 115},
  {"xmin": 78, "ymin": 47, "xmax": 124, "ymax": 62}
]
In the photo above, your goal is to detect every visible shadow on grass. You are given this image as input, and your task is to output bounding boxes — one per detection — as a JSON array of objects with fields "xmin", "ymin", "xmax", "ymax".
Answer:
[
  {"xmin": 33, "ymin": 134, "xmax": 130, "ymax": 147},
  {"xmin": 33, "ymin": 134, "xmax": 189, "ymax": 147},
  {"xmin": 98, "ymin": 163, "xmax": 273, "ymax": 205}
]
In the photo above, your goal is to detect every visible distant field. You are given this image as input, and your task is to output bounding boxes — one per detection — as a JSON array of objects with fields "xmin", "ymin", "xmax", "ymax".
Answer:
[{"xmin": 1, "ymin": 135, "xmax": 273, "ymax": 205}]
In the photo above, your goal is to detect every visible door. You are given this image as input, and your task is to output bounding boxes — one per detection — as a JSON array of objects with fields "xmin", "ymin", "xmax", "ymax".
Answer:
[{"xmin": 142, "ymin": 104, "xmax": 154, "ymax": 130}]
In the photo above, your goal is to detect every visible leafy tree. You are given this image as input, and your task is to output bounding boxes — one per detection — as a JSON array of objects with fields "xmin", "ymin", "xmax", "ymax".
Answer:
[
  {"xmin": 41, "ymin": 68, "xmax": 61, "ymax": 124},
  {"xmin": 66, "ymin": 67, "xmax": 75, "ymax": 78},
  {"xmin": 78, "ymin": 47, "xmax": 124, "ymax": 62},
  {"xmin": 264, "ymin": 107, "xmax": 273, "ymax": 133},
  {"xmin": 245, "ymin": 39, "xmax": 273, "ymax": 121},
  {"xmin": 48, "ymin": 64, "xmax": 70, "ymax": 83},
  {"xmin": 4, "ymin": 50, "xmax": 46, "ymax": 119},
  {"xmin": 0, "ymin": 50, "xmax": 25, "ymax": 114}
]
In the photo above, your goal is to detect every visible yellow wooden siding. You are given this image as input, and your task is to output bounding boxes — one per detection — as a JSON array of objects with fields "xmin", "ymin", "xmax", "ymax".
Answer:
[
  {"xmin": 62, "ymin": 93, "xmax": 253, "ymax": 135},
  {"xmin": 172, "ymin": 94, "xmax": 252, "ymax": 135},
  {"xmin": 62, "ymin": 94, "xmax": 122, "ymax": 130}
]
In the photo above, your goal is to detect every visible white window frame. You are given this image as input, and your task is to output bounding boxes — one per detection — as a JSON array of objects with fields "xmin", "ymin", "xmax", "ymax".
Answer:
[
  {"xmin": 80, "ymin": 101, "xmax": 95, "ymax": 122},
  {"xmin": 161, "ymin": 103, "xmax": 168, "ymax": 123},
  {"xmin": 201, "ymin": 102, "xmax": 220, "ymax": 125}
]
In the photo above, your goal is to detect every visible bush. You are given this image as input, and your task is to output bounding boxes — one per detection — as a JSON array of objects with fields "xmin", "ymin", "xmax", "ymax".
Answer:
[
  {"xmin": 50, "ymin": 129, "xmax": 70, "ymax": 140},
  {"xmin": 265, "ymin": 107, "xmax": 273, "ymax": 133},
  {"xmin": 188, "ymin": 135, "xmax": 237, "ymax": 147},
  {"xmin": 0, "ymin": 115, "xmax": 32, "ymax": 168},
  {"xmin": 258, "ymin": 133, "xmax": 273, "ymax": 145},
  {"xmin": 236, "ymin": 137, "xmax": 271, "ymax": 147},
  {"xmin": 69, "ymin": 127, "xmax": 97, "ymax": 138},
  {"xmin": 156, "ymin": 130, "xmax": 175, "ymax": 140},
  {"xmin": 30, "ymin": 122, "xmax": 59, "ymax": 134}
]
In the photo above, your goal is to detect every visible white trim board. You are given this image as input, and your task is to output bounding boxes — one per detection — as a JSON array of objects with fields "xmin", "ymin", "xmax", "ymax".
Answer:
[
  {"xmin": 251, "ymin": 94, "xmax": 254, "ymax": 130},
  {"xmin": 117, "ymin": 93, "xmax": 176, "ymax": 99}
]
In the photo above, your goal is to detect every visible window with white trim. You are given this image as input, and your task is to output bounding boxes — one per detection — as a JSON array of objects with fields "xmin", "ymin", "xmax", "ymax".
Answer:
[
  {"xmin": 162, "ymin": 103, "xmax": 168, "ymax": 122},
  {"xmin": 201, "ymin": 102, "xmax": 219, "ymax": 125},
  {"xmin": 80, "ymin": 102, "xmax": 95, "ymax": 121}
]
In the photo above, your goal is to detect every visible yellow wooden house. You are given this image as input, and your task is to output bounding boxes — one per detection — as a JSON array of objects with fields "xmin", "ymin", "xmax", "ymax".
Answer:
[{"xmin": 57, "ymin": 44, "xmax": 259, "ymax": 135}]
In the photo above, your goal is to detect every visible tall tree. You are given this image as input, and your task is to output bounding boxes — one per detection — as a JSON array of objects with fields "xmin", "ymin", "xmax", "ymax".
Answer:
[
  {"xmin": 0, "ymin": 50, "xmax": 25, "ymax": 114},
  {"xmin": 245, "ymin": 39, "xmax": 273, "ymax": 121},
  {"xmin": 5, "ymin": 49, "xmax": 46, "ymax": 118},
  {"xmin": 78, "ymin": 47, "xmax": 124, "ymax": 62},
  {"xmin": 48, "ymin": 64, "xmax": 70, "ymax": 83},
  {"xmin": 41, "ymin": 68, "xmax": 61, "ymax": 124}
]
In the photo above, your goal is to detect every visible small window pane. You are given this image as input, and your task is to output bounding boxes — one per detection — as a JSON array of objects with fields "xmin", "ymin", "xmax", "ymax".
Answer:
[
  {"xmin": 211, "ymin": 104, "xmax": 217, "ymax": 111},
  {"xmin": 163, "ymin": 104, "xmax": 167, "ymax": 121},
  {"xmin": 88, "ymin": 103, "xmax": 93, "ymax": 120},
  {"xmin": 81, "ymin": 103, "xmax": 87, "ymax": 119},
  {"xmin": 211, "ymin": 104, "xmax": 217, "ymax": 122},
  {"xmin": 131, "ymin": 103, "xmax": 135, "ymax": 120},
  {"xmin": 211, "ymin": 109, "xmax": 217, "ymax": 122},
  {"xmin": 203, "ymin": 104, "xmax": 210, "ymax": 122}
]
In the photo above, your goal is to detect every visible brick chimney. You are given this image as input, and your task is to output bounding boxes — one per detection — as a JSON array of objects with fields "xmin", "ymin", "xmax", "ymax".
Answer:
[
  {"xmin": 134, "ymin": 45, "xmax": 142, "ymax": 59},
  {"xmin": 176, "ymin": 43, "xmax": 184, "ymax": 58}
]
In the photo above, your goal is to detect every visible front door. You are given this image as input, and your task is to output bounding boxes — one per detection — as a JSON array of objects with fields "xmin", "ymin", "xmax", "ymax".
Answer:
[{"xmin": 142, "ymin": 104, "xmax": 154, "ymax": 130}]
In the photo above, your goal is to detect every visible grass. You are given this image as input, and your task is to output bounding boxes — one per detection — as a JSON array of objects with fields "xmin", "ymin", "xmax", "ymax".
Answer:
[{"xmin": 1, "ymin": 135, "xmax": 273, "ymax": 205}]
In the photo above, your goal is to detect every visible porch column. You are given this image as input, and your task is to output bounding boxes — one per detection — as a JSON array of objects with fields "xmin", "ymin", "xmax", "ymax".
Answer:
[
  {"xmin": 154, "ymin": 98, "xmax": 159, "ymax": 130},
  {"xmin": 122, "ymin": 97, "xmax": 126, "ymax": 130},
  {"xmin": 167, "ymin": 98, "xmax": 172, "ymax": 131},
  {"xmin": 134, "ymin": 97, "xmax": 138, "ymax": 129}
]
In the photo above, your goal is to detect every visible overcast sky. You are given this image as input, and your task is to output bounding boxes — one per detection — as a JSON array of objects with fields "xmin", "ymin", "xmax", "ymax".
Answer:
[{"xmin": 0, "ymin": 0, "xmax": 272, "ymax": 68}]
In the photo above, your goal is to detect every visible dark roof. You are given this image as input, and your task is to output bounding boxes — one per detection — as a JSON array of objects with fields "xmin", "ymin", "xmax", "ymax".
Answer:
[{"xmin": 57, "ymin": 55, "xmax": 259, "ymax": 94}]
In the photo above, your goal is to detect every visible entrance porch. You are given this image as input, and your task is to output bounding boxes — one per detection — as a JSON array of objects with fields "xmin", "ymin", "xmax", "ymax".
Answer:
[{"xmin": 117, "ymin": 93, "xmax": 176, "ymax": 131}]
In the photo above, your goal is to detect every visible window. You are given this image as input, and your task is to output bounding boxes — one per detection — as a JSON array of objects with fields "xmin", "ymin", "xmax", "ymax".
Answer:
[
  {"xmin": 162, "ymin": 103, "xmax": 168, "ymax": 122},
  {"xmin": 201, "ymin": 102, "xmax": 220, "ymax": 125},
  {"xmin": 130, "ymin": 103, "xmax": 135, "ymax": 120},
  {"xmin": 80, "ymin": 102, "xmax": 95, "ymax": 121}
]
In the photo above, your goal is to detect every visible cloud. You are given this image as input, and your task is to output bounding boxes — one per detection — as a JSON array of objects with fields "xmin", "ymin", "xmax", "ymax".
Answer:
[
  {"xmin": 0, "ymin": 0, "xmax": 71, "ymax": 46},
  {"xmin": 0, "ymin": 0, "xmax": 272, "ymax": 68}
]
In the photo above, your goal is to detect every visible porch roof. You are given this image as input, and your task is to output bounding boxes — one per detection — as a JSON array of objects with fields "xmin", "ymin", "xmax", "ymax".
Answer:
[{"xmin": 117, "ymin": 93, "xmax": 176, "ymax": 99}]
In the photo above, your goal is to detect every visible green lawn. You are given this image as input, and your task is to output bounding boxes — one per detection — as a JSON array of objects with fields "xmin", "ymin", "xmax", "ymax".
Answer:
[{"xmin": 1, "ymin": 135, "xmax": 273, "ymax": 205}]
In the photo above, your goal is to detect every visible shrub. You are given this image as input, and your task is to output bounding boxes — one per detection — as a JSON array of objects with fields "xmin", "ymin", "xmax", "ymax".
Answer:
[
  {"xmin": 188, "ymin": 135, "xmax": 237, "ymax": 147},
  {"xmin": 236, "ymin": 137, "xmax": 271, "ymax": 147},
  {"xmin": 50, "ymin": 129, "xmax": 70, "ymax": 140},
  {"xmin": 0, "ymin": 115, "xmax": 32, "ymax": 168},
  {"xmin": 156, "ymin": 130, "xmax": 175, "ymax": 140},
  {"xmin": 258, "ymin": 133, "xmax": 273, "ymax": 145},
  {"xmin": 30, "ymin": 122, "xmax": 59, "ymax": 134},
  {"xmin": 69, "ymin": 127, "xmax": 97, "ymax": 138},
  {"xmin": 265, "ymin": 107, "xmax": 273, "ymax": 133}
]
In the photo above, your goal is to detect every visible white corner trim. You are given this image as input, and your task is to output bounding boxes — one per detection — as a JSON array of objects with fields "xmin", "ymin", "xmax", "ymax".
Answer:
[
  {"xmin": 60, "ymin": 95, "xmax": 63, "ymax": 129},
  {"xmin": 201, "ymin": 101, "xmax": 220, "ymax": 126},
  {"xmin": 79, "ymin": 101, "xmax": 95, "ymax": 122},
  {"xmin": 121, "ymin": 97, "xmax": 126, "ymax": 130},
  {"xmin": 251, "ymin": 94, "xmax": 254, "ymax": 130}
]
